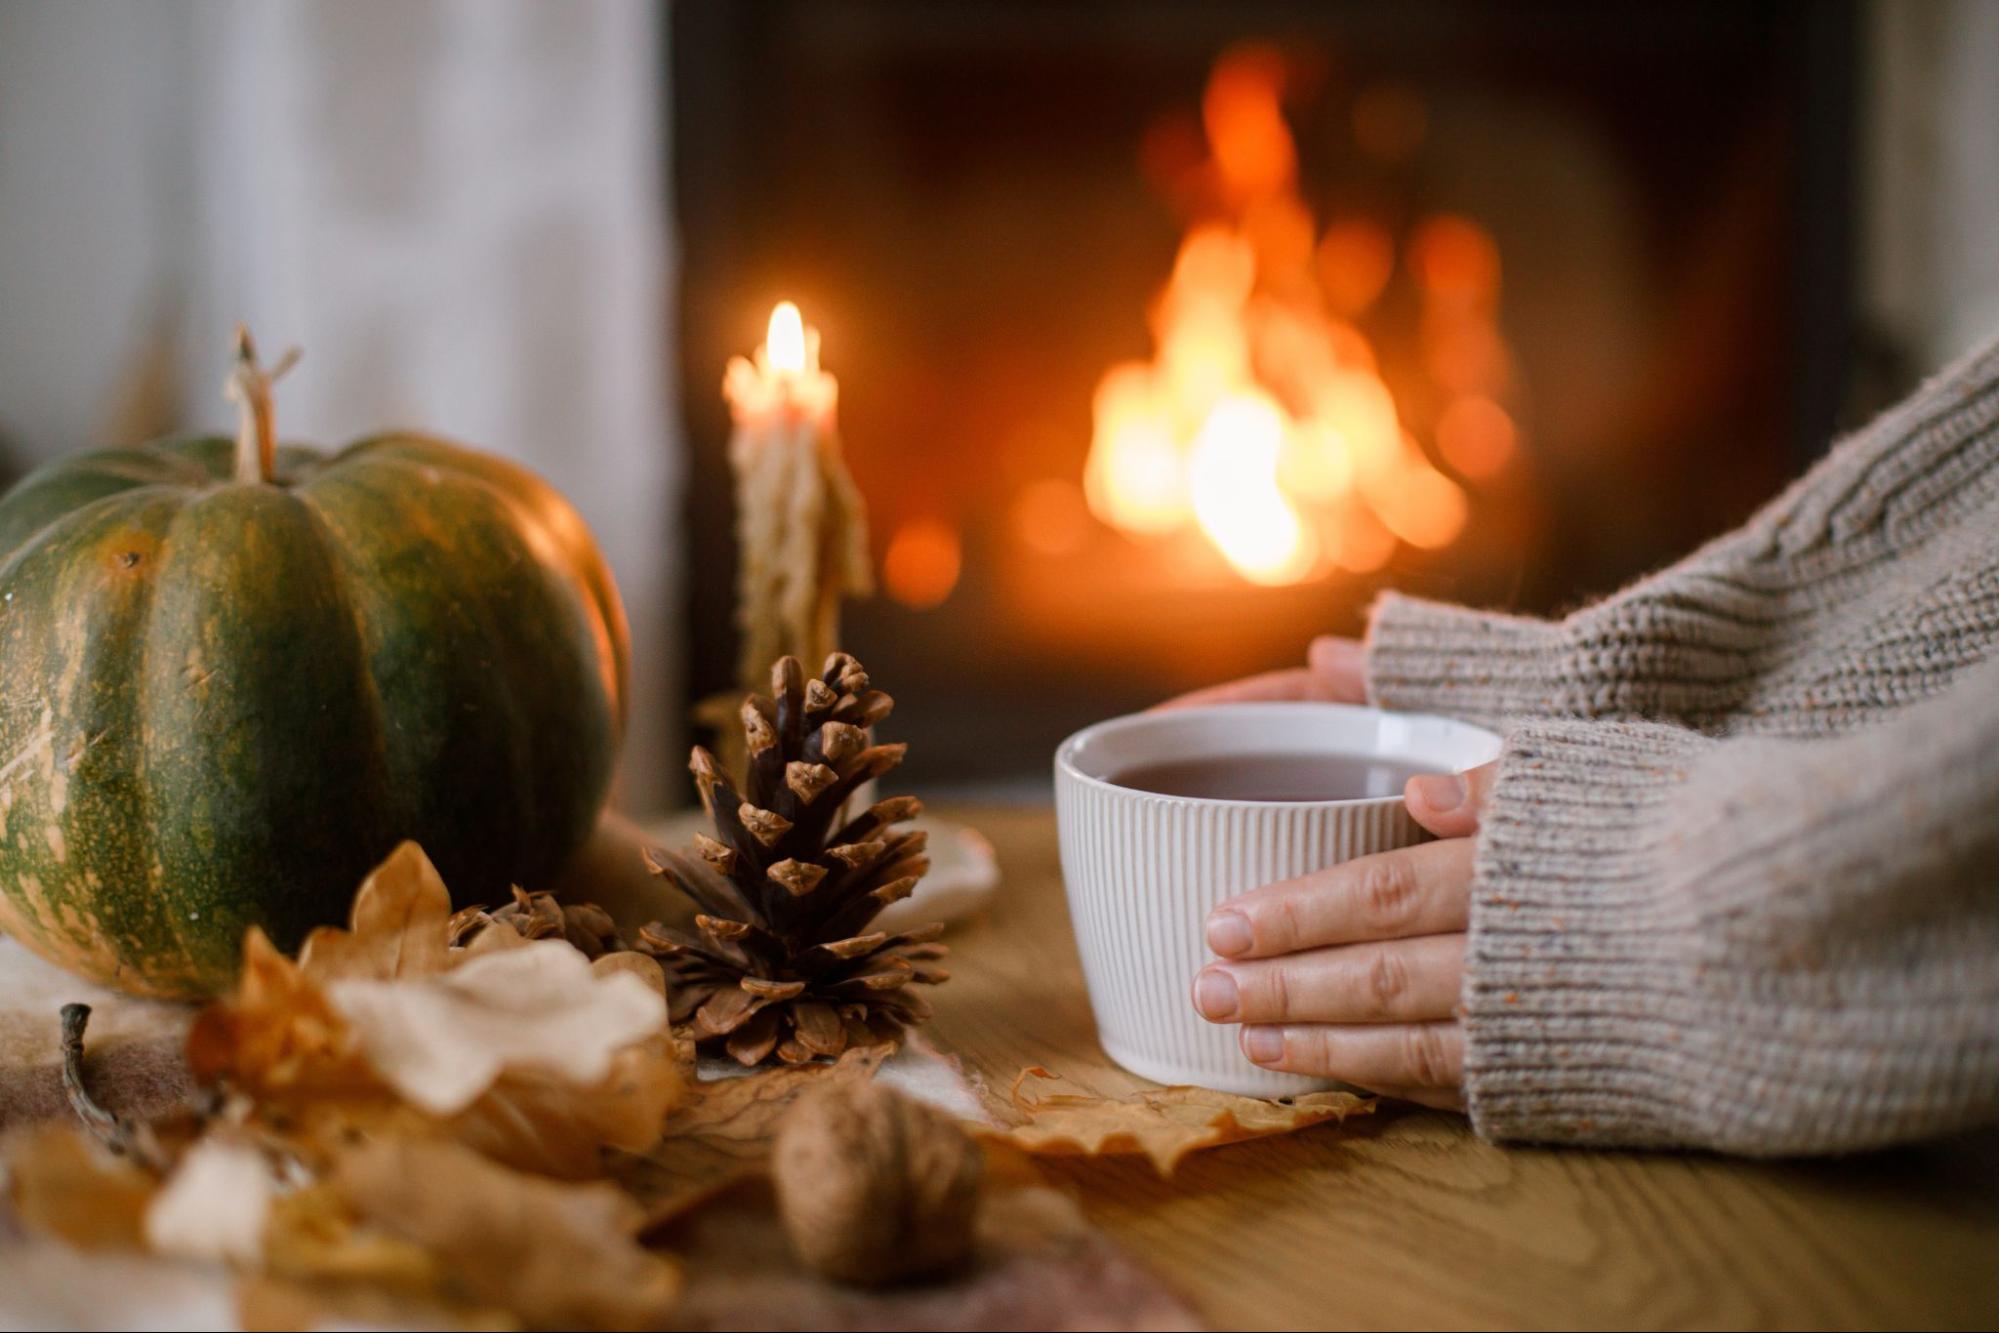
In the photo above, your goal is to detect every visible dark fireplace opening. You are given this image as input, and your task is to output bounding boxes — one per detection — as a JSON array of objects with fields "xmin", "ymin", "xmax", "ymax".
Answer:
[{"xmin": 673, "ymin": 0, "xmax": 1857, "ymax": 793}]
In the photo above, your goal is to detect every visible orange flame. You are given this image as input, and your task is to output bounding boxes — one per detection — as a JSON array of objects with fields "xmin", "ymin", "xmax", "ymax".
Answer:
[
  {"xmin": 1188, "ymin": 394, "xmax": 1317, "ymax": 585},
  {"xmin": 1085, "ymin": 46, "xmax": 1515, "ymax": 585}
]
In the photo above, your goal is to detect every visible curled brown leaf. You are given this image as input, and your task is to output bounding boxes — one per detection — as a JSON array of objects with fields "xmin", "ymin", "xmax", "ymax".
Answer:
[
  {"xmin": 186, "ymin": 928, "xmax": 380, "ymax": 1112},
  {"xmin": 1, "ymin": 1124, "xmax": 157, "ymax": 1250},
  {"xmin": 187, "ymin": 851, "xmax": 687, "ymax": 1177},
  {"xmin": 333, "ymin": 1136, "xmax": 681, "ymax": 1330},
  {"xmin": 323, "ymin": 942, "xmax": 667, "ymax": 1116},
  {"xmin": 613, "ymin": 1045, "xmax": 888, "ymax": 1228},
  {"xmin": 982, "ymin": 1066, "xmax": 1374, "ymax": 1175},
  {"xmin": 298, "ymin": 842, "xmax": 454, "ymax": 983}
]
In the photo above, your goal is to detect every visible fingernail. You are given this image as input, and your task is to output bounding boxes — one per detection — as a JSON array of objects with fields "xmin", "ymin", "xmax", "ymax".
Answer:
[
  {"xmin": 1206, "ymin": 910, "xmax": 1252, "ymax": 957},
  {"xmin": 1243, "ymin": 1026, "xmax": 1284, "ymax": 1064},
  {"xmin": 1193, "ymin": 969, "xmax": 1239, "ymax": 1020},
  {"xmin": 1409, "ymin": 773, "xmax": 1465, "ymax": 813}
]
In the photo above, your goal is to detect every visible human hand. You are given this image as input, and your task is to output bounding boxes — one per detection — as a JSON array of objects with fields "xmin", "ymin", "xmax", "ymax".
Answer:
[
  {"xmin": 1189, "ymin": 761, "xmax": 1498, "ymax": 1109},
  {"xmin": 1157, "ymin": 635, "xmax": 1367, "ymax": 710}
]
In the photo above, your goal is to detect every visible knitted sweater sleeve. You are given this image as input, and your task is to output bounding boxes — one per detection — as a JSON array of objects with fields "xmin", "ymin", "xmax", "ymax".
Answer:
[
  {"xmin": 1365, "ymin": 334, "xmax": 1999, "ymax": 736},
  {"xmin": 1462, "ymin": 654, "xmax": 1999, "ymax": 1153},
  {"xmin": 1364, "ymin": 333, "xmax": 1999, "ymax": 1153}
]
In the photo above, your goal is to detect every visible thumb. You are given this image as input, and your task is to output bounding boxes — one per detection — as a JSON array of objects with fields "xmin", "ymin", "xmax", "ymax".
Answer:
[{"xmin": 1404, "ymin": 760, "xmax": 1497, "ymax": 839}]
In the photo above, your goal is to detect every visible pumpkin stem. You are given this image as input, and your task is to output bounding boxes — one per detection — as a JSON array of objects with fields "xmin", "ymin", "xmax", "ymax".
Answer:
[
  {"xmin": 60, "ymin": 1003, "xmax": 165, "ymax": 1169},
  {"xmin": 223, "ymin": 326, "xmax": 300, "ymax": 485}
]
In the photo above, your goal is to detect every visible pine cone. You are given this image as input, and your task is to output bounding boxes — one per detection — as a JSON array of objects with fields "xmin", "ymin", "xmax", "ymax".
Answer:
[
  {"xmin": 449, "ymin": 887, "xmax": 625, "ymax": 959},
  {"xmin": 638, "ymin": 653, "xmax": 946, "ymax": 1066}
]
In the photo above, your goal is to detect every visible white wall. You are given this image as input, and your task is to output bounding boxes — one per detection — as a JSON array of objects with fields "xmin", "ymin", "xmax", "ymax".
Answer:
[
  {"xmin": 0, "ymin": 0, "xmax": 682, "ymax": 813},
  {"xmin": 1863, "ymin": 0, "xmax": 1999, "ymax": 370}
]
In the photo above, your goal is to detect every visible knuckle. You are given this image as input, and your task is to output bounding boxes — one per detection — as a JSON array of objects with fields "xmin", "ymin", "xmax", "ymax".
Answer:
[
  {"xmin": 1356, "ymin": 857, "xmax": 1419, "ymax": 932},
  {"xmin": 1403, "ymin": 1025, "xmax": 1450, "ymax": 1086},
  {"xmin": 1263, "ymin": 893, "xmax": 1304, "ymax": 953},
  {"xmin": 1365, "ymin": 948, "xmax": 1409, "ymax": 1015},
  {"xmin": 1248, "ymin": 963, "xmax": 1292, "ymax": 1022}
]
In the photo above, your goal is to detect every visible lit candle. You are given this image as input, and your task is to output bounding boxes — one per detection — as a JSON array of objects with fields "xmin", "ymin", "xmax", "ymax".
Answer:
[{"xmin": 721, "ymin": 302, "xmax": 872, "ymax": 699}]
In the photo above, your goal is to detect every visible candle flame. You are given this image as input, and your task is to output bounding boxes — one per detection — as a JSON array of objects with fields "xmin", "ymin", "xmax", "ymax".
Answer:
[
  {"xmin": 725, "ymin": 299, "xmax": 835, "ymax": 421},
  {"xmin": 767, "ymin": 301, "xmax": 808, "ymax": 375}
]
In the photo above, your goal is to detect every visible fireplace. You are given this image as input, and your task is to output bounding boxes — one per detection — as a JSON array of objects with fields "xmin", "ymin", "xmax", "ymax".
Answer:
[{"xmin": 672, "ymin": 0, "xmax": 1858, "ymax": 790}]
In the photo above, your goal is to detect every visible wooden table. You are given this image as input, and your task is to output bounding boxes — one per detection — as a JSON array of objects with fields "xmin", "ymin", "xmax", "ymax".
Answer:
[{"xmin": 927, "ymin": 805, "xmax": 1999, "ymax": 1332}]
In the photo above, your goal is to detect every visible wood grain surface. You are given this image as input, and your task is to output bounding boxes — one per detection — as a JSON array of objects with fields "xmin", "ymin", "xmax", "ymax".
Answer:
[{"xmin": 926, "ymin": 804, "xmax": 1999, "ymax": 1332}]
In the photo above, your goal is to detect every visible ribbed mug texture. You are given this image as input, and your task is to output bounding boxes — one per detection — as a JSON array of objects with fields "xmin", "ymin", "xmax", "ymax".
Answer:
[{"xmin": 1055, "ymin": 704, "xmax": 1500, "ymax": 1096}]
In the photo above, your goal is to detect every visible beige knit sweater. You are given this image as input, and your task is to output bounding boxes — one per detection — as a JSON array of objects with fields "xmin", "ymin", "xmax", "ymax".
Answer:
[{"xmin": 1364, "ymin": 334, "xmax": 1999, "ymax": 1155}]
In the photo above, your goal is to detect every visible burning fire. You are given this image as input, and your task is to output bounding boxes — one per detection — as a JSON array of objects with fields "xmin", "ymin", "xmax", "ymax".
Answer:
[{"xmin": 1084, "ymin": 46, "xmax": 1513, "ymax": 585}]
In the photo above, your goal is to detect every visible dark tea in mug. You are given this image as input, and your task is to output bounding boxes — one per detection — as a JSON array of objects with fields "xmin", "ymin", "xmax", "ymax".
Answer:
[{"xmin": 1105, "ymin": 752, "xmax": 1429, "ymax": 802}]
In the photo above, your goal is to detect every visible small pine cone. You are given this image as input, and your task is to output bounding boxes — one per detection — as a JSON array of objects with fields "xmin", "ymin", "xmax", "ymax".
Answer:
[
  {"xmin": 450, "ymin": 887, "xmax": 624, "ymax": 959},
  {"xmin": 772, "ymin": 1077, "xmax": 983, "ymax": 1285}
]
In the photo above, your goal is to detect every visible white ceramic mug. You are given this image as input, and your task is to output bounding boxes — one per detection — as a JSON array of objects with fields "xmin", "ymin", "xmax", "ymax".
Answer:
[{"xmin": 1054, "ymin": 702, "xmax": 1501, "ymax": 1096}]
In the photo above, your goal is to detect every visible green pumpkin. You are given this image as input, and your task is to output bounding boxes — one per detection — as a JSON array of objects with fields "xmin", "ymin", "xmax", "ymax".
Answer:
[{"xmin": 0, "ymin": 339, "xmax": 627, "ymax": 997}]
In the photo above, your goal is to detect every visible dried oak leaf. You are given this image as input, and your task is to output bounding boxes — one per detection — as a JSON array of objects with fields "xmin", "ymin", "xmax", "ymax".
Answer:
[
  {"xmin": 613, "ymin": 1044, "xmax": 888, "ymax": 1228},
  {"xmin": 984, "ymin": 1066, "xmax": 1374, "ymax": 1175},
  {"xmin": 297, "ymin": 841, "xmax": 454, "ymax": 983},
  {"xmin": 190, "ymin": 855, "xmax": 687, "ymax": 1175},
  {"xmin": 324, "ymin": 941, "xmax": 666, "ymax": 1116},
  {"xmin": 187, "ymin": 927, "xmax": 381, "ymax": 1113},
  {"xmin": 247, "ymin": 1181, "xmax": 504, "ymax": 1331},
  {"xmin": 448, "ymin": 1039, "xmax": 686, "ymax": 1179},
  {"xmin": 332, "ymin": 1136, "xmax": 681, "ymax": 1331},
  {"xmin": 449, "ymin": 957, "xmax": 688, "ymax": 1178},
  {"xmin": 260, "ymin": 1180, "xmax": 441, "ymax": 1291},
  {"xmin": 235, "ymin": 1275, "xmax": 512, "ymax": 1333},
  {"xmin": 143, "ymin": 1136, "xmax": 280, "ymax": 1265},
  {"xmin": 1, "ymin": 1123, "xmax": 157, "ymax": 1249}
]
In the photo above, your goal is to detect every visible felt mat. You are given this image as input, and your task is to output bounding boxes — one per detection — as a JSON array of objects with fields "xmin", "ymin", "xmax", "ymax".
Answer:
[{"xmin": 0, "ymin": 937, "xmax": 195, "ymax": 1133}]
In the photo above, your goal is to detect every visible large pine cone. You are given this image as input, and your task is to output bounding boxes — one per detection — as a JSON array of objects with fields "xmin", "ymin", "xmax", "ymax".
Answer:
[{"xmin": 638, "ymin": 654, "xmax": 946, "ymax": 1065}]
